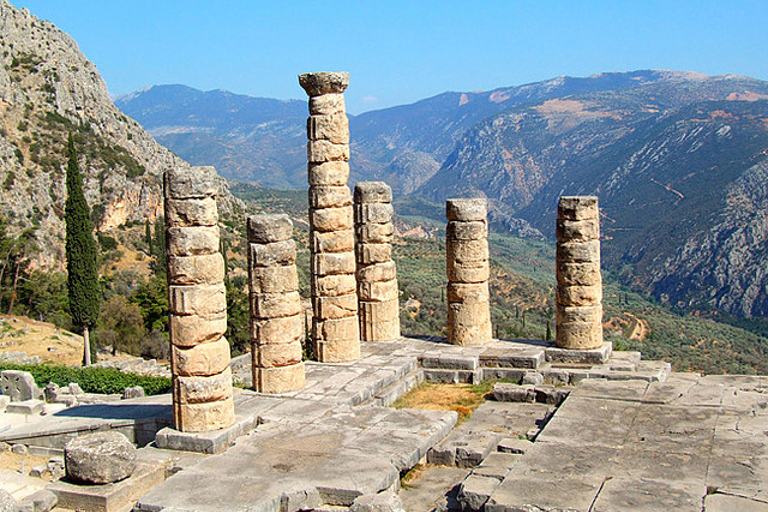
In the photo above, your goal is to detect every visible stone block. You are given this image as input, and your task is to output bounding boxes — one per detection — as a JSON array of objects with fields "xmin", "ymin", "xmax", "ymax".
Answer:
[
  {"xmin": 6, "ymin": 399, "xmax": 43, "ymax": 414},
  {"xmin": 309, "ymin": 185, "xmax": 353, "ymax": 209},
  {"xmin": 481, "ymin": 368, "xmax": 527, "ymax": 383},
  {"xmin": 556, "ymin": 218, "xmax": 599, "ymax": 242},
  {"xmin": 19, "ymin": 489, "xmax": 57, "ymax": 512},
  {"xmin": 447, "ymin": 282, "xmax": 490, "ymax": 303},
  {"xmin": 165, "ymin": 197, "xmax": 217, "ymax": 227},
  {"xmin": 354, "ymin": 181, "xmax": 392, "ymax": 203},
  {"xmin": 558, "ymin": 196, "xmax": 598, "ymax": 221},
  {"xmin": 256, "ymin": 362, "xmax": 306, "ymax": 394},
  {"xmin": 252, "ymin": 314, "xmax": 304, "ymax": 345},
  {"xmin": 556, "ymin": 304, "xmax": 603, "ymax": 325},
  {"xmin": 169, "ymin": 283, "xmax": 226, "ymax": 316},
  {"xmin": 0, "ymin": 395, "xmax": 8, "ymax": 412},
  {"xmin": 556, "ymin": 240, "xmax": 600, "ymax": 263},
  {"xmin": 315, "ymin": 273, "xmax": 357, "ymax": 297},
  {"xmin": 249, "ymin": 266, "xmax": 299, "ymax": 294},
  {"xmin": 307, "ymin": 112, "xmax": 349, "ymax": 144},
  {"xmin": 176, "ymin": 397, "xmax": 235, "ymax": 432},
  {"xmin": 308, "ymin": 140, "xmax": 350, "ymax": 163},
  {"xmin": 247, "ymin": 214, "xmax": 292, "ymax": 243},
  {"xmin": 249, "ymin": 239, "xmax": 296, "ymax": 267},
  {"xmin": 354, "ymin": 203, "xmax": 394, "ymax": 224},
  {"xmin": 356, "ymin": 223, "xmax": 394, "ymax": 243},
  {"xmin": 164, "ymin": 166, "xmax": 217, "ymax": 199},
  {"xmin": 251, "ymin": 291, "xmax": 302, "ymax": 319},
  {"xmin": 311, "ymin": 206, "xmax": 354, "ymax": 232},
  {"xmin": 446, "ymin": 198, "xmax": 487, "ymax": 222},
  {"xmin": 493, "ymin": 383, "xmax": 536, "ymax": 402},
  {"xmin": 310, "ymin": 229, "xmax": 355, "ymax": 253},
  {"xmin": 170, "ymin": 313, "xmax": 227, "ymax": 347},
  {"xmin": 556, "ymin": 322, "xmax": 603, "ymax": 350},
  {"xmin": 447, "ymin": 238, "xmax": 490, "ymax": 263},
  {"xmin": 556, "ymin": 261, "xmax": 602, "ymax": 286},
  {"xmin": 446, "ymin": 220, "xmax": 487, "ymax": 240},
  {"xmin": 357, "ymin": 261, "xmax": 397, "ymax": 283},
  {"xmin": 1, "ymin": 370, "xmax": 39, "ymax": 401},
  {"xmin": 299, "ymin": 71, "xmax": 350, "ymax": 96},
  {"xmin": 316, "ymin": 316, "xmax": 360, "ymax": 342},
  {"xmin": 359, "ymin": 299, "xmax": 399, "ymax": 321},
  {"xmin": 313, "ymin": 251, "xmax": 356, "ymax": 276},
  {"xmin": 168, "ymin": 253, "xmax": 225, "ymax": 285},
  {"xmin": 64, "ymin": 431, "xmax": 136, "ymax": 484},
  {"xmin": 556, "ymin": 283, "xmax": 602, "ymax": 306},
  {"xmin": 457, "ymin": 475, "xmax": 499, "ymax": 511},
  {"xmin": 0, "ymin": 490, "xmax": 17, "ymax": 512},
  {"xmin": 172, "ymin": 337, "xmax": 231, "ymax": 377},
  {"xmin": 358, "ymin": 279, "xmax": 399, "ymax": 302},
  {"xmin": 176, "ymin": 368, "xmax": 234, "ymax": 404},
  {"xmin": 360, "ymin": 316, "xmax": 400, "ymax": 342},
  {"xmin": 255, "ymin": 342, "xmax": 303, "ymax": 368},
  {"xmin": 122, "ymin": 386, "xmax": 145, "ymax": 399},
  {"xmin": 497, "ymin": 437, "xmax": 533, "ymax": 454},
  {"xmin": 315, "ymin": 337, "xmax": 361, "ymax": 363},
  {"xmin": 314, "ymin": 294, "xmax": 358, "ymax": 320},
  {"xmin": 309, "ymin": 93, "xmax": 346, "ymax": 116},
  {"xmin": 447, "ymin": 261, "xmax": 491, "ymax": 284},
  {"xmin": 448, "ymin": 301, "xmax": 492, "ymax": 346},
  {"xmin": 356, "ymin": 243, "xmax": 392, "ymax": 265},
  {"xmin": 167, "ymin": 226, "xmax": 219, "ymax": 257},
  {"xmin": 309, "ymin": 161, "xmax": 350, "ymax": 186}
]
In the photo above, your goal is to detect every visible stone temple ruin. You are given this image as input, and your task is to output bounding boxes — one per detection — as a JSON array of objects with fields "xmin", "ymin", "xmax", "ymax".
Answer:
[{"xmin": 0, "ymin": 72, "xmax": 766, "ymax": 512}]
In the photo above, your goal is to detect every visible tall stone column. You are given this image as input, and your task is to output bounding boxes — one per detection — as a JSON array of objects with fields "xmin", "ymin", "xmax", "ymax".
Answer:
[
  {"xmin": 164, "ymin": 166, "xmax": 235, "ymax": 433},
  {"xmin": 247, "ymin": 214, "xmax": 305, "ymax": 393},
  {"xmin": 555, "ymin": 196, "xmax": 603, "ymax": 349},
  {"xmin": 446, "ymin": 199, "xmax": 492, "ymax": 346},
  {"xmin": 354, "ymin": 182, "xmax": 400, "ymax": 341},
  {"xmin": 299, "ymin": 71, "xmax": 360, "ymax": 363}
]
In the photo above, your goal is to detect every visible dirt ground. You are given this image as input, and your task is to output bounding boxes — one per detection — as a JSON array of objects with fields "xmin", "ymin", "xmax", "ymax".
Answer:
[
  {"xmin": 0, "ymin": 451, "xmax": 51, "ymax": 477},
  {"xmin": 391, "ymin": 382, "xmax": 492, "ymax": 424}
]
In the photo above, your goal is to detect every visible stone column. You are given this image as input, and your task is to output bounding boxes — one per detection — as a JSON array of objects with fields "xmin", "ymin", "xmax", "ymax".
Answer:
[
  {"xmin": 299, "ymin": 71, "xmax": 360, "ymax": 362},
  {"xmin": 446, "ymin": 199, "xmax": 492, "ymax": 346},
  {"xmin": 555, "ymin": 196, "xmax": 603, "ymax": 349},
  {"xmin": 164, "ymin": 166, "xmax": 235, "ymax": 433},
  {"xmin": 247, "ymin": 214, "xmax": 305, "ymax": 393},
  {"xmin": 354, "ymin": 182, "xmax": 400, "ymax": 342}
]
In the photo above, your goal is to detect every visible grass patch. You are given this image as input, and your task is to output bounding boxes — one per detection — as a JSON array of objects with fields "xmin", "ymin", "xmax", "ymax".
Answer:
[{"xmin": 391, "ymin": 382, "xmax": 493, "ymax": 425}]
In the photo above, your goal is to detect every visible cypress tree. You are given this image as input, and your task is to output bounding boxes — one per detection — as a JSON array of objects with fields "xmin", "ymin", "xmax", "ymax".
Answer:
[
  {"xmin": 65, "ymin": 134, "xmax": 100, "ymax": 366},
  {"xmin": 145, "ymin": 220, "xmax": 153, "ymax": 257}
]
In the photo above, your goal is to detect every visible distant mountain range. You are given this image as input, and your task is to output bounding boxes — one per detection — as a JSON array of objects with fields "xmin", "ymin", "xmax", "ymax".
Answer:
[{"xmin": 117, "ymin": 72, "xmax": 768, "ymax": 318}]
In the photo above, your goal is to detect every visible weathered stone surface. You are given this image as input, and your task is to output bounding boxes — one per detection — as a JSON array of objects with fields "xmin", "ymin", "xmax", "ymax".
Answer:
[
  {"xmin": 446, "ymin": 198, "xmax": 487, "ymax": 222},
  {"xmin": 447, "ymin": 282, "xmax": 490, "ymax": 303},
  {"xmin": 357, "ymin": 261, "xmax": 397, "ymax": 283},
  {"xmin": 558, "ymin": 196, "xmax": 598, "ymax": 220},
  {"xmin": 446, "ymin": 221, "xmax": 487, "ymax": 240},
  {"xmin": 556, "ymin": 261, "xmax": 601, "ymax": 286},
  {"xmin": 556, "ymin": 322, "xmax": 603, "ymax": 350},
  {"xmin": 309, "ymin": 185, "xmax": 353, "ymax": 209},
  {"xmin": 249, "ymin": 266, "xmax": 299, "ymax": 294},
  {"xmin": 356, "ymin": 244, "xmax": 392, "ymax": 265},
  {"xmin": 249, "ymin": 240, "xmax": 297, "ymax": 267},
  {"xmin": 166, "ymin": 196, "xmax": 218, "ymax": 227},
  {"xmin": 122, "ymin": 386, "xmax": 145, "ymax": 399},
  {"xmin": 315, "ymin": 336, "xmax": 361, "ymax": 363},
  {"xmin": 308, "ymin": 140, "xmax": 350, "ymax": 163},
  {"xmin": 251, "ymin": 291, "xmax": 302, "ymax": 319},
  {"xmin": 447, "ymin": 262, "xmax": 491, "ymax": 284},
  {"xmin": 354, "ymin": 182, "xmax": 393, "ymax": 204},
  {"xmin": 359, "ymin": 299, "xmax": 399, "ymax": 321},
  {"xmin": 172, "ymin": 337, "xmax": 231, "ymax": 377},
  {"xmin": 255, "ymin": 343, "xmax": 303, "ymax": 368},
  {"xmin": 169, "ymin": 283, "xmax": 227, "ymax": 316},
  {"xmin": 256, "ymin": 362, "xmax": 306, "ymax": 394},
  {"xmin": 309, "ymin": 93, "xmax": 345, "ymax": 115},
  {"xmin": 309, "ymin": 161, "xmax": 350, "ymax": 187},
  {"xmin": 556, "ymin": 218, "xmax": 600, "ymax": 242},
  {"xmin": 168, "ymin": 253, "xmax": 225, "ymax": 285},
  {"xmin": 251, "ymin": 315, "xmax": 303, "ymax": 345},
  {"xmin": 311, "ymin": 207, "xmax": 354, "ymax": 232},
  {"xmin": 167, "ymin": 226, "xmax": 220, "ymax": 257},
  {"xmin": 299, "ymin": 71, "xmax": 350, "ymax": 96},
  {"xmin": 314, "ymin": 251, "xmax": 356, "ymax": 276},
  {"xmin": 446, "ymin": 238, "xmax": 490, "ymax": 263},
  {"xmin": 176, "ymin": 398, "xmax": 236, "ymax": 432},
  {"xmin": 317, "ymin": 316, "xmax": 360, "ymax": 342},
  {"xmin": 556, "ymin": 284, "xmax": 602, "ymax": 306},
  {"xmin": 0, "ymin": 370, "xmax": 39, "ymax": 402},
  {"xmin": 307, "ymin": 112, "xmax": 349, "ymax": 144},
  {"xmin": 64, "ymin": 431, "xmax": 137, "ymax": 484},
  {"xmin": 170, "ymin": 313, "xmax": 227, "ymax": 347},
  {"xmin": 556, "ymin": 240, "xmax": 600, "ymax": 263},
  {"xmin": 0, "ymin": 489, "xmax": 18, "ymax": 512},
  {"xmin": 314, "ymin": 294, "xmax": 358, "ymax": 320},
  {"xmin": 311, "ymin": 229, "xmax": 355, "ymax": 253},
  {"xmin": 359, "ymin": 301, "xmax": 401, "ymax": 342},
  {"xmin": 355, "ymin": 203, "xmax": 394, "ymax": 224},
  {"xmin": 448, "ymin": 301, "xmax": 492, "ymax": 346},
  {"xmin": 247, "ymin": 214, "xmax": 292, "ymax": 243},
  {"xmin": 315, "ymin": 274, "xmax": 357, "ymax": 297},
  {"xmin": 357, "ymin": 223, "xmax": 394, "ymax": 243},
  {"xmin": 177, "ymin": 368, "xmax": 234, "ymax": 404},
  {"xmin": 350, "ymin": 491, "xmax": 406, "ymax": 512},
  {"xmin": 358, "ymin": 279, "xmax": 399, "ymax": 302},
  {"xmin": 556, "ymin": 305, "xmax": 603, "ymax": 325},
  {"xmin": 164, "ymin": 166, "xmax": 217, "ymax": 199}
]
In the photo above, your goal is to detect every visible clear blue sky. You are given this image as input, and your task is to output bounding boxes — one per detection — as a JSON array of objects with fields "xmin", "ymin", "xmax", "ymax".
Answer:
[{"xmin": 13, "ymin": 0, "xmax": 768, "ymax": 114}]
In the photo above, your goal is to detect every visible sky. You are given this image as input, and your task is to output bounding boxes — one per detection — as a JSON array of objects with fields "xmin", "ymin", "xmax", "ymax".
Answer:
[{"xmin": 13, "ymin": 0, "xmax": 768, "ymax": 115}]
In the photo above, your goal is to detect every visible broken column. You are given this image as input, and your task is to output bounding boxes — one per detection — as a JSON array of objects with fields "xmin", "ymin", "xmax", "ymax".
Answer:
[
  {"xmin": 299, "ymin": 71, "xmax": 360, "ymax": 362},
  {"xmin": 446, "ymin": 198, "xmax": 492, "ymax": 346},
  {"xmin": 164, "ymin": 166, "xmax": 235, "ymax": 432},
  {"xmin": 247, "ymin": 214, "xmax": 305, "ymax": 393},
  {"xmin": 556, "ymin": 196, "xmax": 603, "ymax": 349},
  {"xmin": 354, "ymin": 182, "xmax": 400, "ymax": 341}
]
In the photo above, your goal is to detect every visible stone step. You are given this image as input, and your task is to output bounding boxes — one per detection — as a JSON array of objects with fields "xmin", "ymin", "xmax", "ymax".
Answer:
[{"xmin": 492, "ymin": 383, "xmax": 571, "ymax": 406}]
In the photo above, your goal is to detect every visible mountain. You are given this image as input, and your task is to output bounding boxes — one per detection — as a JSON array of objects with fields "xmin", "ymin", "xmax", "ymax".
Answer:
[{"xmin": 0, "ymin": 1, "xmax": 238, "ymax": 269}]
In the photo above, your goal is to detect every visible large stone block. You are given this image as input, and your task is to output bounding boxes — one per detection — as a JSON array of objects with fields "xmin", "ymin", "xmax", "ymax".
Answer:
[
  {"xmin": 308, "ymin": 161, "xmax": 350, "ymax": 187},
  {"xmin": 358, "ymin": 279, "xmax": 399, "ymax": 302},
  {"xmin": 556, "ymin": 283, "xmax": 602, "ymax": 306},
  {"xmin": 172, "ymin": 337, "xmax": 231, "ymax": 377},
  {"xmin": 447, "ymin": 238, "xmax": 490, "ymax": 263},
  {"xmin": 307, "ymin": 112, "xmax": 349, "ymax": 144},
  {"xmin": 299, "ymin": 72, "xmax": 350, "ymax": 96},
  {"xmin": 168, "ymin": 254, "xmax": 225, "ymax": 286},
  {"xmin": 356, "ymin": 223, "xmax": 394, "ymax": 243},
  {"xmin": 354, "ymin": 203, "xmax": 394, "ymax": 224},
  {"xmin": 556, "ymin": 218, "xmax": 600, "ymax": 242},
  {"xmin": 315, "ymin": 337, "xmax": 361, "ymax": 363},
  {"xmin": 167, "ymin": 226, "xmax": 220, "ymax": 257},
  {"xmin": 354, "ymin": 181, "xmax": 392, "ymax": 203},
  {"xmin": 256, "ymin": 362, "xmax": 306, "ymax": 394},
  {"xmin": 165, "ymin": 197, "xmax": 218, "ymax": 227},
  {"xmin": 169, "ymin": 283, "xmax": 227, "ymax": 316},
  {"xmin": 313, "ymin": 251, "xmax": 356, "ymax": 276},
  {"xmin": 176, "ymin": 368, "xmax": 233, "ymax": 404},
  {"xmin": 255, "ymin": 342, "xmax": 303, "ymax": 368},
  {"xmin": 0, "ymin": 370, "xmax": 39, "ymax": 402},
  {"xmin": 310, "ymin": 206, "xmax": 353, "ymax": 232},
  {"xmin": 356, "ymin": 243, "xmax": 392, "ymax": 265},
  {"xmin": 309, "ymin": 93, "xmax": 345, "ymax": 116},
  {"xmin": 249, "ymin": 239, "xmax": 296, "ymax": 267},
  {"xmin": 249, "ymin": 266, "xmax": 299, "ymax": 294},
  {"xmin": 314, "ymin": 294, "xmax": 358, "ymax": 320},
  {"xmin": 446, "ymin": 198, "xmax": 487, "ymax": 222},
  {"xmin": 309, "ymin": 185, "xmax": 352, "ymax": 209},
  {"xmin": 447, "ymin": 221, "xmax": 487, "ymax": 240},
  {"xmin": 251, "ymin": 291, "xmax": 302, "ymax": 319},
  {"xmin": 315, "ymin": 316, "xmax": 359, "ymax": 342},
  {"xmin": 447, "ymin": 282, "xmax": 490, "ymax": 303},
  {"xmin": 558, "ymin": 196, "xmax": 599, "ymax": 221},
  {"xmin": 448, "ymin": 301, "xmax": 492, "ymax": 346},
  {"xmin": 314, "ymin": 273, "xmax": 357, "ymax": 297},
  {"xmin": 176, "ymin": 397, "xmax": 235, "ymax": 432},
  {"xmin": 357, "ymin": 261, "xmax": 397, "ymax": 283},
  {"xmin": 556, "ymin": 322, "xmax": 603, "ymax": 350},
  {"xmin": 556, "ymin": 261, "xmax": 602, "ymax": 286},
  {"xmin": 64, "ymin": 431, "xmax": 136, "ymax": 484},
  {"xmin": 247, "ymin": 214, "xmax": 292, "ymax": 243},
  {"xmin": 164, "ymin": 166, "xmax": 217, "ymax": 199},
  {"xmin": 307, "ymin": 140, "xmax": 350, "ymax": 163},
  {"xmin": 447, "ymin": 262, "xmax": 490, "ymax": 284},
  {"xmin": 310, "ymin": 229, "xmax": 355, "ymax": 253},
  {"xmin": 556, "ymin": 240, "xmax": 600, "ymax": 263},
  {"xmin": 252, "ymin": 314, "xmax": 304, "ymax": 345},
  {"xmin": 556, "ymin": 304, "xmax": 603, "ymax": 326},
  {"xmin": 360, "ymin": 316, "xmax": 400, "ymax": 342},
  {"xmin": 170, "ymin": 313, "xmax": 227, "ymax": 347},
  {"xmin": 359, "ymin": 299, "xmax": 400, "ymax": 333}
]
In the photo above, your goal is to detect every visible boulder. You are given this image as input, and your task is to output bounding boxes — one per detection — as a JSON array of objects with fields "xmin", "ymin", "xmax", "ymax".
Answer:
[{"xmin": 64, "ymin": 431, "xmax": 137, "ymax": 484}]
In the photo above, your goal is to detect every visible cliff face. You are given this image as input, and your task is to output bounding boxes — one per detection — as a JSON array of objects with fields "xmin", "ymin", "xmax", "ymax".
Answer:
[{"xmin": 0, "ymin": 1, "xmax": 239, "ymax": 269}]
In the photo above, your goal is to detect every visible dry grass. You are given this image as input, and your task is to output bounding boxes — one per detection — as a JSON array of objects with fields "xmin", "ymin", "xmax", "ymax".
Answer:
[
  {"xmin": 0, "ymin": 451, "xmax": 51, "ymax": 478},
  {"xmin": 391, "ymin": 382, "xmax": 493, "ymax": 425}
]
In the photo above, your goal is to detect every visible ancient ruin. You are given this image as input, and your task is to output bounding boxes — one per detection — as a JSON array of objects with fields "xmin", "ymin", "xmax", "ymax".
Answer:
[
  {"xmin": 299, "ymin": 71, "xmax": 360, "ymax": 362},
  {"xmin": 446, "ymin": 198, "xmax": 492, "ymax": 346},
  {"xmin": 555, "ymin": 196, "xmax": 603, "ymax": 350},
  {"xmin": 354, "ymin": 182, "xmax": 400, "ymax": 342},
  {"xmin": 247, "ymin": 214, "xmax": 305, "ymax": 393},
  {"xmin": 164, "ymin": 166, "xmax": 235, "ymax": 432}
]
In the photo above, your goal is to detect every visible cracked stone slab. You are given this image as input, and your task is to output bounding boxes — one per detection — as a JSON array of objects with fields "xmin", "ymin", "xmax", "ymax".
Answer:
[
  {"xmin": 704, "ymin": 493, "xmax": 768, "ymax": 512},
  {"xmin": 591, "ymin": 477, "xmax": 706, "ymax": 512}
]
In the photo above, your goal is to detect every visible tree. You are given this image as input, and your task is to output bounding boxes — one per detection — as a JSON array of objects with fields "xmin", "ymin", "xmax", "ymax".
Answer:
[
  {"xmin": 65, "ymin": 134, "xmax": 100, "ymax": 365},
  {"xmin": 96, "ymin": 295, "xmax": 145, "ymax": 356}
]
